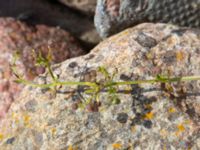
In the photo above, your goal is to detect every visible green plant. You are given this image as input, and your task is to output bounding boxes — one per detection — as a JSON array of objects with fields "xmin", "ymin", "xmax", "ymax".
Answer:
[{"xmin": 11, "ymin": 50, "xmax": 200, "ymax": 111}]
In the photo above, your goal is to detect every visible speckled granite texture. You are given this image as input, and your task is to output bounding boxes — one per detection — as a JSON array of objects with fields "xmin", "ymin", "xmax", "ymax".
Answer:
[{"xmin": 0, "ymin": 23, "xmax": 200, "ymax": 149}]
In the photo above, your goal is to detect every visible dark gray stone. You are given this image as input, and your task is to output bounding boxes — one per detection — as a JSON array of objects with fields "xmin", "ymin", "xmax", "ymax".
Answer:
[{"xmin": 95, "ymin": 0, "xmax": 200, "ymax": 38}]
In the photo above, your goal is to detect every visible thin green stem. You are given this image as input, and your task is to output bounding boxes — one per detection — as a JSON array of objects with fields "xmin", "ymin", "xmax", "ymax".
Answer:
[
  {"xmin": 56, "ymin": 81, "xmax": 98, "ymax": 87},
  {"xmin": 15, "ymin": 79, "xmax": 55, "ymax": 88},
  {"xmin": 15, "ymin": 79, "xmax": 98, "ymax": 88},
  {"xmin": 46, "ymin": 63, "xmax": 57, "ymax": 82},
  {"xmin": 105, "ymin": 76, "xmax": 200, "ymax": 87},
  {"xmin": 16, "ymin": 75, "xmax": 200, "ymax": 92}
]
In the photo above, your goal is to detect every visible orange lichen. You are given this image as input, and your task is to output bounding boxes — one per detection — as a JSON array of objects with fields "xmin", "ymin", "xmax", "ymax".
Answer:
[
  {"xmin": 175, "ymin": 124, "xmax": 185, "ymax": 136},
  {"xmin": 168, "ymin": 107, "xmax": 176, "ymax": 113},
  {"xmin": 144, "ymin": 111, "xmax": 154, "ymax": 120},
  {"xmin": 112, "ymin": 143, "xmax": 122, "ymax": 149},
  {"xmin": 176, "ymin": 51, "xmax": 184, "ymax": 61},
  {"xmin": 177, "ymin": 124, "xmax": 185, "ymax": 131},
  {"xmin": 68, "ymin": 145, "xmax": 73, "ymax": 150},
  {"xmin": 24, "ymin": 114, "xmax": 30, "ymax": 122},
  {"xmin": 67, "ymin": 145, "xmax": 78, "ymax": 150}
]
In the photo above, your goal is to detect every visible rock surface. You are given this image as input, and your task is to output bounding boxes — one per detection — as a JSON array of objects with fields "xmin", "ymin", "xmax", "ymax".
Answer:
[
  {"xmin": 1, "ymin": 23, "xmax": 200, "ymax": 149},
  {"xmin": 0, "ymin": 17, "xmax": 85, "ymax": 119},
  {"xmin": 58, "ymin": 0, "xmax": 97, "ymax": 14},
  {"xmin": 94, "ymin": 0, "xmax": 200, "ymax": 38}
]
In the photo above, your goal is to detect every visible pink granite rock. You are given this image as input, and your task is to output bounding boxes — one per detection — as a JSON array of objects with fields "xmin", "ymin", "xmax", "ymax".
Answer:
[{"xmin": 0, "ymin": 17, "xmax": 85, "ymax": 119}]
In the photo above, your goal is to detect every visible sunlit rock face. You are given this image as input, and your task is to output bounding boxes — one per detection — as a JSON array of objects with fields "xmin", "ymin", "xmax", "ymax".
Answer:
[{"xmin": 0, "ymin": 23, "xmax": 200, "ymax": 149}]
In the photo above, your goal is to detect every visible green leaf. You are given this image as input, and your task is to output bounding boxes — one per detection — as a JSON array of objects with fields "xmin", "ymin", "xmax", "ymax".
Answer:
[
  {"xmin": 35, "ymin": 51, "xmax": 48, "ymax": 67},
  {"xmin": 98, "ymin": 66, "xmax": 110, "ymax": 79},
  {"xmin": 13, "ymin": 79, "xmax": 23, "ymax": 83},
  {"xmin": 156, "ymin": 74, "xmax": 168, "ymax": 82},
  {"xmin": 108, "ymin": 87, "xmax": 117, "ymax": 94},
  {"xmin": 84, "ymin": 88, "xmax": 96, "ymax": 94}
]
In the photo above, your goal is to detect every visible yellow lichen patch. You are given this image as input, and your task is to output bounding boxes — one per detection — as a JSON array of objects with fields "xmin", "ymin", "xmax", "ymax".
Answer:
[
  {"xmin": 176, "ymin": 51, "xmax": 184, "ymax": 61},
  {"xmin": 51, "ymin": 128, "xmax": 57, "ymax": 136},
  {"xmin": 23, "ymin": 114, "xmax": 31, "ymax": 127},
  {"xmin": 112, "ymin": 143, "xmax": 122, "ymax": 149},
  {"xmin": 0, "ymin": 133, "xmax": 4, "ymax": 141},
  {"xmin": 177, "ymin": 124, "xmax": 185, "ymax": 132},
  {"xmin": 67, "ymin": 145, "xmax": 78, "ymax": 150},
  {"xmin": 168, "ymin": 107, "xmax": 176, "ymax": 113},
  {"xmin": 175, "ymin": 124, "xmax": 185, "ymax": 136},
  {"xmin": 144, "ymin": 111, "xmax": 154, "ymax": 120},
  {"xmin": 68, "ymin": 145, "xmax": 73, "ymax": 150}
]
